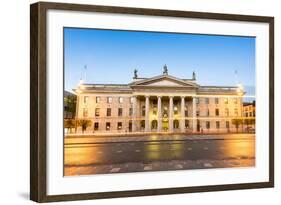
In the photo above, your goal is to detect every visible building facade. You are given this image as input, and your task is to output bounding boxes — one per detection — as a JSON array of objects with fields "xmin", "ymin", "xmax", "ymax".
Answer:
[{"xmin": 73, "ymin": 66, "xmax": 245, "ymax": 134}]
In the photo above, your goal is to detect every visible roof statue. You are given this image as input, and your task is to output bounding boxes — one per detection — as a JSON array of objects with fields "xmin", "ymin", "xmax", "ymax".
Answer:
[
  {"xmin": 133, "ymin": 69, "xmax": 138, "ymax": 79},
  {"xmin": 163, "ymin": 64, "xmax": 168, "ymax": 75},
  {"xmin": 192, "ymin": 71, "xmax": 196, "ymax": 80}
]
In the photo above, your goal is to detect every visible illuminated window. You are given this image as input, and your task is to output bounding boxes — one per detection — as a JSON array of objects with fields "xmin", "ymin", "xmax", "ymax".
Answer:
[
  {"xmin": 153, "ymin": 106, "xmax": 157, "ymax": 115},
  {"xmin": 119, "ymin": 97, "xmax": 123, "ymax": 103},
  {"xmin": 95, "ymin": 108, "xmax": 100, "ymax": 117},
  {"xmin": 107, "ymin": 97, "xmax": 112, "ymax": 103},
  {"xmin": 224, "ymin": 98, "xmax": 229, "ymax": 104},
  {"xmin": 96, "ymin": 96, "xmax": 100, "ymax": 103},
  {"xmin": 174, "ymin": 106, "xmax": 178, "ymax": 115},
  {"xmin": 106, "ymin": 122, "xmax": 110, "ymax": 130},
  {"xmin": 117, "ymin": 122, "xmax": 122, "ymax": 130},
  {"xmin": 84, "ymin": 96, "xmax": 89, "ymax": 104}
]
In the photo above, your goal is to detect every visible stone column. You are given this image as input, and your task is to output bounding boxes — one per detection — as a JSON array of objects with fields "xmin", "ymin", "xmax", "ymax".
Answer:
[
  {"xmin": 192, "ymin": 97, "xmax": 197, "ymax": 132},
  {"xmin": 180, "ymin": 96, "xmax": 185, "ymax": 132},
  {"xmin": 169, "ymin": 96, "xmax": 174, "ymax": 132},
  {"xmin": 132, "ymin": 96, "xmax": 137, "ymax": 132},
  {"xmin": 145, "ymin": 96, "xmax": 150, "ymax": 132},
  {"xmin": 157, "ymin": 96, "xmax": 162, "ymax": 132}
]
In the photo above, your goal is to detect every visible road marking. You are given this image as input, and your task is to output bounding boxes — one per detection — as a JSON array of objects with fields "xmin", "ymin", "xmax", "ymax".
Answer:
[
  {"xmin": 204, "ymin": 163, "xmax": 213, "ymax": 168},
  {"xmin": 187, "ymin": 147, "xmax": 192, "ymax": 151},
  {"xmin": 97, "ymin": 151, "xmax": 103, "ymax": 154},
  {"xmin": 117, "ymin": 150, "xmax": 123, "ymax": 153},
  {"xmin": 203, "ymin": 147, "xmax": 209, "ymax": 150},
  {"xmin": 135, "ymin": 149, "xmax": 141, "ymax": 152},
  {"xmin": 110, "ymin": 168, "xmax": 121, "ymax": 173},
  {"xmin": 144, "ymin": 165, "xmax": 152, "ymax": 171},
  {"xmin": 219, "ymin": 147, "xmax": 224, "ymax": 149}
]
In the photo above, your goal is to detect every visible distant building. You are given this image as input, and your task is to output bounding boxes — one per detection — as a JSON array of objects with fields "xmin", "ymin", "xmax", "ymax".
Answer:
[
  {"xmin": 64, "ymin": 91, "xmax": 77, "ymax": 119},
  {"xmin": 73, "ymin": 66, "xmax": 245, "ymax": 134},
  {"xmin": 243, "ymin": 101, "xmax": 256, "ymax": 118}
]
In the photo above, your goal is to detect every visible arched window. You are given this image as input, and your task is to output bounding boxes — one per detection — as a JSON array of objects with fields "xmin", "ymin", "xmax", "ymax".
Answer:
[
  {"xmin": 140, "ymin": 120, "xmax": 145, "ymax": 129},
  {"xmin": 173, "ymin": 120, "xmax": 179, "ymax": 129},
  {"xmin": 151, "ymin": 120, "xmax": 158, "ymax": 129}
]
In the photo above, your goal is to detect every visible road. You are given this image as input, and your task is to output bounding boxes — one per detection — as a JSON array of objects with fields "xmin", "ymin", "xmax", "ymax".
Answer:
[{"xmin": 64, "ymin": 134, "xmax": 255, "ymax": 176}]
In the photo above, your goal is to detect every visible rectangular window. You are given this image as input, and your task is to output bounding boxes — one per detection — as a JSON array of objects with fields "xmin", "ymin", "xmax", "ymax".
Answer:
[
  {"xmin": 95, "ymin": 108, "xmax": 100, "ymax": 117},
  {"xmin": 196, "ymin": 110, "xmax": 200, "ymax": 117},
  {"xmin": 225, "ymin": 108, "xmax": 229, "ymax": 116},
  {"xmin": 196, "ymin": 98, "xmax": 199, "ymax": 104},
  {"xmin": 224, "ymin": 98, "xmax": 229, "ymax": 104},
  {"xmin": 206, "ymin": 109, "xmax": 210, "ymax": 116},
  {"xmin": 119, "ymin": 97, "xmax": 123, "ymax": 103},
  {"xmin": 106, "ymin": 108, "xmax": 111, "ymax": 116},
  {"xmin": 215, "ymin": 98, "xmax": 219, "ymax": 104},
  {"xmin": 234, "ymin": 108, "xmax": 238, "ymax": 116},
  {"xmin": 84, "ymin": 96, "xmax": 89, "ymax": 104},
  {"xmin": 117, "ymin": 122, "xmax": 122, "ymax": 130},
  {"xmin": 174, "ymin": 106, "xmax": 178, "ymax": 115},
  {"xmin": 142, "ymin": 106, "xmax": 145, "ymax": 116},
  {"xmin": 130, "ymin": 97, "xmax": 134, "ymax": 104},
  {"xmin": 153, "ymin": 106, "xmax": 157, "ymax": 115},
  {"xmin": 215, "ymin": 108, "xmax": 219, "ymax": 116},
  {"xmin": 185, "ymin": 120, "xmax": 189, "ymax": 128},
  {"xmin": 129, "ymin": 108, "xmax": 133, "ymax": 116},
  {"xmin": 226, "ymin": 121, "xmax": 230, "ymax": 129},
  {"xmin": 234, "ymin": 98, "xmax": 238, "ymax": 104},
  {"xmin": 185, "ymin": 108, "xmax": 188, "ymax": 117},
  {"xmin": 118, "ymin": 108, "xmax": 123, "ymax": 116},
  {"xmin": 94, "ymin": 122, "xmax": 99, "ymax": 131},
  {"xmin": 205, "ymin": 98, "xmax": 209, "ymax": 104},
  {"xmin": 83, "ymin": 108, "xmax": 88, "ymax": 117},
  {"xmin": 107, "ymin": 97, "xmax": 112, "ymax": 103},
  {"xmin": 216, "ymin": 121, "xmax": 220, "ymax": 129},
  {"xmin": 206, "ymin": 121, "xmax": 210, "ymax": 129},
  {"xmin": 106, "ymin": 122, "xmax": 110, "ymax": 131},
  {"xmin": 96, "ymin": 96, "xmax": 100, "ymax": 103}
]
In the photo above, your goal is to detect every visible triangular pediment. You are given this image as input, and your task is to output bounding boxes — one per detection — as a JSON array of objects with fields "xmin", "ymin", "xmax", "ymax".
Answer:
[{"xmin": 131, "ymin": 75, "xmax": 198, "ymax": 87}]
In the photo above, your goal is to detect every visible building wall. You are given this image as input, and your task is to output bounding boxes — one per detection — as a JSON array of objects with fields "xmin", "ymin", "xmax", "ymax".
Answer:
[{"xmin": 74, "ymin": 93, "xmax": 244, "ymax": 134}]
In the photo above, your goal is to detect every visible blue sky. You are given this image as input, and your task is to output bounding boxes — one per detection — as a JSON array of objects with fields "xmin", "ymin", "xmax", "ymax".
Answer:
[{"xmin": 64, "ymin": 27, "xmax": 255, "ymax": 95}]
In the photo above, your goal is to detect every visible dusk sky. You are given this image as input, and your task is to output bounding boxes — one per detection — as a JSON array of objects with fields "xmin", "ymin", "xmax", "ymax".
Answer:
[{"xmin": 64, "ymin": 27, "xmax": 255, "ymax": 95}]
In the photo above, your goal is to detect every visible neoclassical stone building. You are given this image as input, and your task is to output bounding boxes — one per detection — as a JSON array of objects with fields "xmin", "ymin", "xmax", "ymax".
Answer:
[{"xmin": 73, "ymin": 66, "xmax": 245, "ymax": 134}]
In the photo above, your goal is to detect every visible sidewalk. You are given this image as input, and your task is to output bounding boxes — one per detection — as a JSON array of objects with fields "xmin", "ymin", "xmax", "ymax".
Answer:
[{"xmin": 65, "ymin": 133, "xmax": 255, "ymax": 145}]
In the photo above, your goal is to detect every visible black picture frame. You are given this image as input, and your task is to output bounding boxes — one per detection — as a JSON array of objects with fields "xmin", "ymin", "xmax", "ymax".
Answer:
[{"xmin": 30, "ymin": 1, "xmax": 274, "ymax": 202}]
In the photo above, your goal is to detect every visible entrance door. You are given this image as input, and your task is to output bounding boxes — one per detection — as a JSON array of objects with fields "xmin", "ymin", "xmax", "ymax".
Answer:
[{"xmin": 129, "ymin": 121, "xmax": 132, "ymax": 132}]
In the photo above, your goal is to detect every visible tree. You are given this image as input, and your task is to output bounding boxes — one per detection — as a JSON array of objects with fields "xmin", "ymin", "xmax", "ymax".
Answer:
[
  {"xmin": 64, "ymin": 119, "xmax": 76, "ymax": 134},
  {"xmin": 231, "ymin": 118, "xmax": 243, "ymax": 133},
  {"xmin": 243, "ymin": 118, "xmax": 255, "ymax": 132},
  {"xmin": 78, "ymin": 119, "xmax": 92, "ymax": 134}
]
